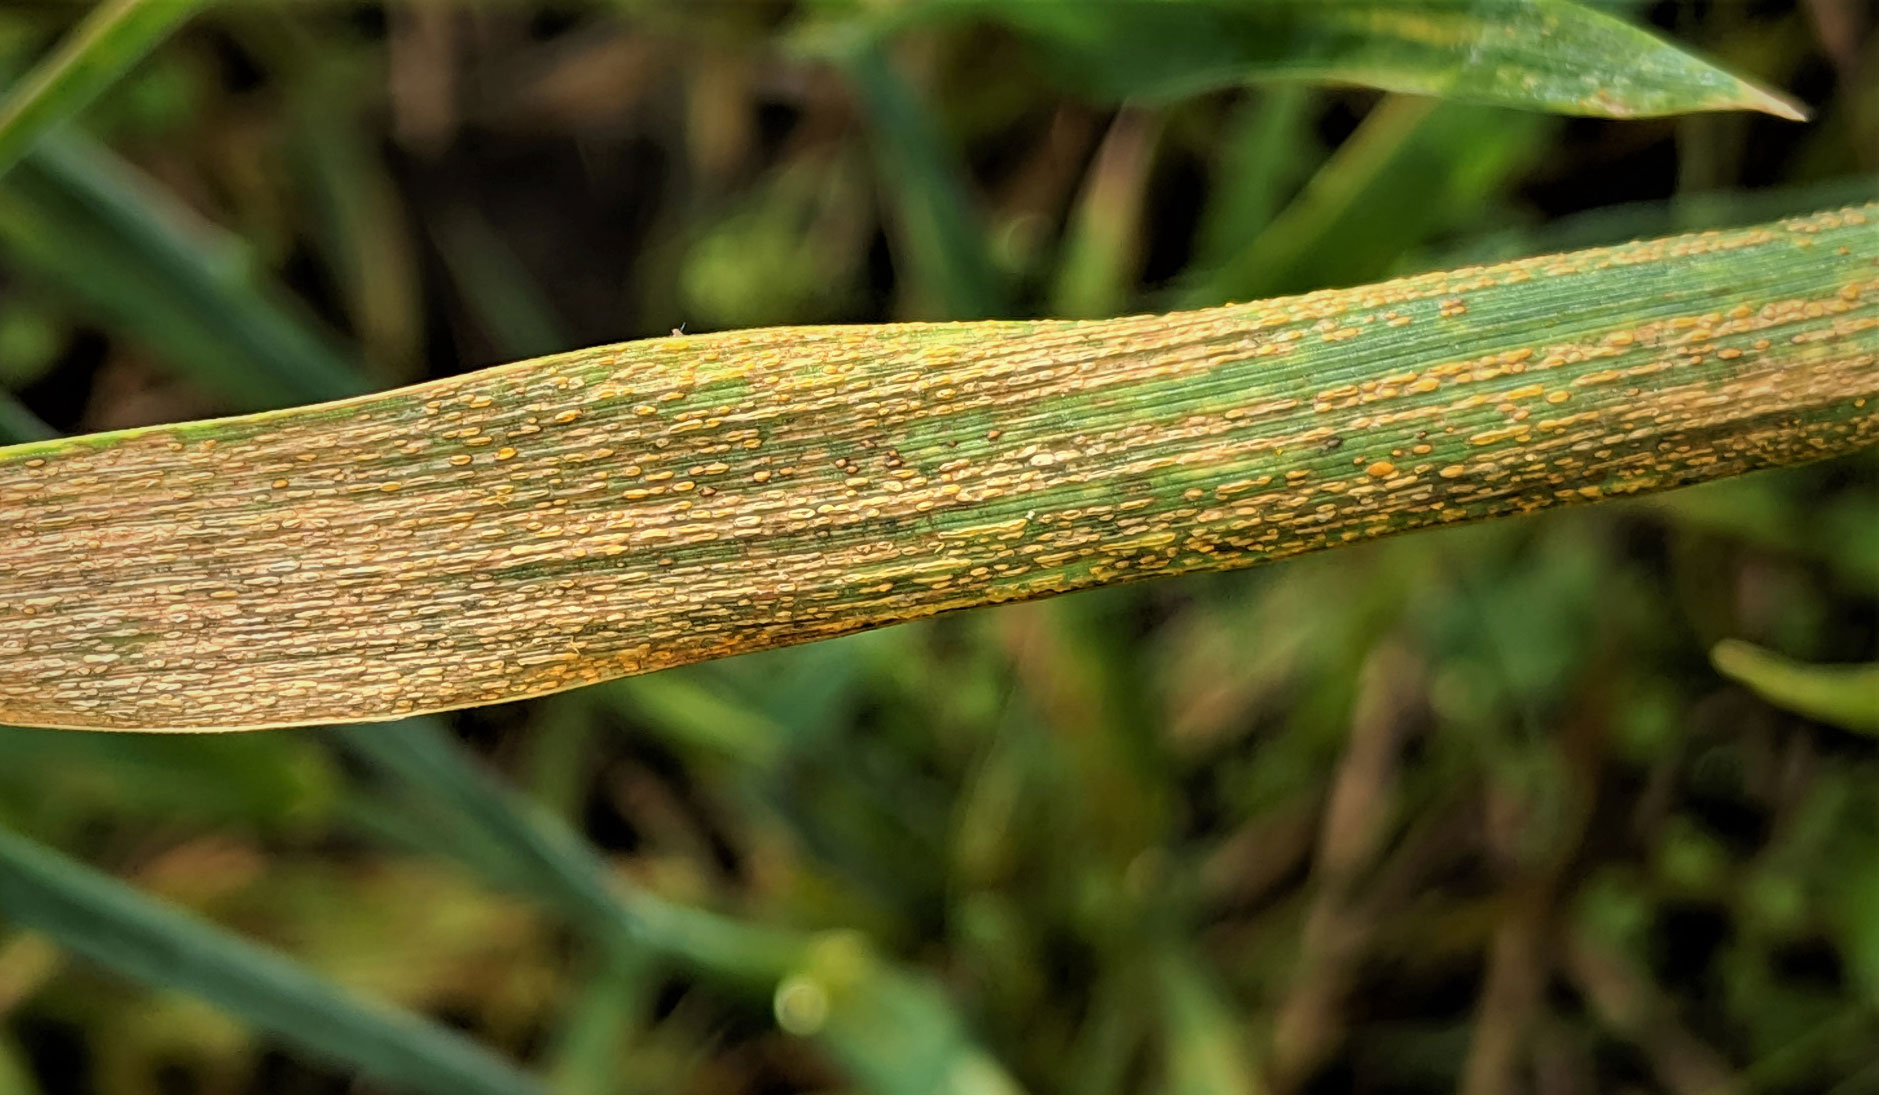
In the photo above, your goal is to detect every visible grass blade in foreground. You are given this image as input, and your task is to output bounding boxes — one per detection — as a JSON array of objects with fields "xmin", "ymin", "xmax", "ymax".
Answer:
[
  {"xmin": 1, "ymin": 206, "xmax": 1875, "ymax": 732},
  {"xmin": 0, "ymin": 824, "xmax": 540, "ymax": 1095},
  {"xmin": 0, "ymin": 0, "xmax": 206, "ymax": 181}
]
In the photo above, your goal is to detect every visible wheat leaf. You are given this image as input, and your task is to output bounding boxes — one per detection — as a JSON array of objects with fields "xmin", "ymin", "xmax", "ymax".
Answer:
[{"xmin": 1, "ymin": 206, "xmax": 1874, "ymax": 732}]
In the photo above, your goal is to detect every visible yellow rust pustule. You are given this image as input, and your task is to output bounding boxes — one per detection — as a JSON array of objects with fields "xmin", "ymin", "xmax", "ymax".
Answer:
[{"xmin": 2, "ymin": 206, "xmax": 1876, "ymax": 731}]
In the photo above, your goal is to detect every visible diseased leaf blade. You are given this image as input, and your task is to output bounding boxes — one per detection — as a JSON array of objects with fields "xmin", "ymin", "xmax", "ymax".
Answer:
[{"xmin": 0, "ymin": 206, "xmax": 1873, "ymax": 734}]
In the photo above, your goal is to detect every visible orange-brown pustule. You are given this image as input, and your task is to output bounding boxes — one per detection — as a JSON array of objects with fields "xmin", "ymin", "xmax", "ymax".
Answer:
[{"xmin": 3, "ymin": 205, "xmax": 1876, "ymax": 732}]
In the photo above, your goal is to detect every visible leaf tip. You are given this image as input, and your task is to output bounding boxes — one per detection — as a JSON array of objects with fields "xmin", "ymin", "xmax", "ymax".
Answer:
[
  {"xmin": 1708, "ymin": 637, "xmax": 1757, "ymax": 678},
  {"xmin": 1730, "ymin": 79, "xmax": 1810, "ymax": 122}
]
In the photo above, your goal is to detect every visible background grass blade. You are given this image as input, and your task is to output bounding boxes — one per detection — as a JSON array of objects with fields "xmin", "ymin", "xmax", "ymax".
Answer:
[
  {"xmin": 1711, "ymin": 640, "xmax": 1879, "ymax": 735},
  {"xmin": 1180, "ymin": 95, "xmax": 1547, "ymax": 305},
  {"xmin": 1187, "ymin": 85, "xmax": 1316, "ymax": 292},
  {"xmin": 0, "ymin": 392, "xmax": 50, "ymax": 444},
  {"xmin": 0, "ymin": 823, "xmax": 540, "ymax": 1095},
  {"xmin": 872, "ymin": 0, "xmax": 1805, "ymax": 119},
  {"xmin": 287, "ymin": 58, "xmax": 425, "ymax": 377},
  {"xmin": 543, "ymin": 943, "xmax": 656, "ymax": 1095},
  {"xmin": 1, "ymin": 206, "xmax": 1873, "ymax": 733},
  {"xmin": 0, "ymin": 139, "xmax": 368, "ymax": 408},
  {"xmin": 328, "ymin": 717, "xmax": 1027, "ymax": 1091},
  {"xmin": 1049, "ymin": 108, "xmax": 1161, "ymax": 320},
  {"xmin": 772, "ymin": 932, "xmax": 1023, "ymax": 1095},
  {"xmin": 0, "ymin": 0, "xmax": 205, "ymax": 182},
  {"xmin": 1435, "ymin": 173, "xmax": 1879, "ymax": 267},
  {"xmin": 328, "ymin": 719, "xmax": 811, "ymax": 983},
  {"xmin": 835, "ymin": 43, "xmax": 1009, "ymax": 320},
  {"xmin": 432, "ymin": 205, "xmax": 573, "ymax": 362},
  {"xmin": 0, "ymin": 722, "xmax": 335, "ymax": 831}
]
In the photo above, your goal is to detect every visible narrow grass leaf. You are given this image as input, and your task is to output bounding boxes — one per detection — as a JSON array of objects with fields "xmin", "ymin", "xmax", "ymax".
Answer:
[
  {"xmin": 332, "ymin": 720, "xmax": 630, "ymax": 937},
  {"xmin": 0, "ymin": 824, "xmax": 540, "ymax": 1095},
  {"xmin": 0, "ymin": 724, "xmax": 335, "ymax": 830},
  {"xmin": 1183, "ymin": 96, "xmax": 1547, "ymax": 305},
  {"xmin": 1189, "ymin": 84, "xmax": 1316, "ymax": 281},
  {"xmin": 596, "ymin": 674, "xmax": 789, "ymax": 767},
  {"xmin": 774, "ymin": 932, "xmax": 1024, "ymax": 1095},
  {"xmin": 329, "ymin": 719, "xmax": 807, "ymax": 984},
  {"xmin": 1064, "ymin": 966, "xmax": 1154, "ymax": 1094},
  {"xmin": 433, "ymin": 205, "xmax": 572, "ymax": 361},
  {"xmin": 0, "ymin": 0, "xmax": 206, "ymax": 182},
  {"xmin": 0, "ymin": 392, "xmax": 50, "ymax": 444},
  {"xmin": 0, "ymin": 1032, "xmax": 37, "ymax": 1095},
  {"xmin": 874, "ymin": 0, "xmax": 1805, "ymax": 119},
  {"xmin": 1157, "ymin": 951, "xmax": 1261, "ymax": 1095},
  {"xmin": 1049, "ymin": 109, "xmax": 1161, "ymax": 320},
  {"xmin": 836, "ymin": 44, "xmax": 1008, "ymax": 319},
  {"xmin": 290, "ymin": 62, "xmax": 425, "ymax": 375},
  {"xmin": 0, "ymin": 207, "xmax": 1874, "ymax": 733},
  {"xmin": 521, "ymin": 697, "xmax": 603, "ymax": 822},
  {"xmin": 545, "ymin": 944, "xmax": 657, "ymax": 1095},
  {"xmin": 0, "ymin": 138, "xmax": 367, "ymax": 409},
  {"xmin": 1712, "ymin": 640, "xmax": 1879, "ymax": 735}
]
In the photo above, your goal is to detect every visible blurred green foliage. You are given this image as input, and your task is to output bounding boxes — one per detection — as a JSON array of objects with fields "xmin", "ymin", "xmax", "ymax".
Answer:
[{"xmin": 1, "ymin": 1, "xmax": 1877, "ymax": 1093}]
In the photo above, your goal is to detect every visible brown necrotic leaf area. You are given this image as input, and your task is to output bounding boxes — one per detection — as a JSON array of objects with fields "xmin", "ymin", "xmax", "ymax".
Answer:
[{"xmin": 3, "ymin": 206, "xmax": 1875, "ymax": 732}]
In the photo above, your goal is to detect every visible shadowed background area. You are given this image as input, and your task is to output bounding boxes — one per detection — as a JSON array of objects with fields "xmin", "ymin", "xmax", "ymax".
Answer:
[{"xmin": 0, "ymin": 1, "xmax": 1877, "ymax": 1092}]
